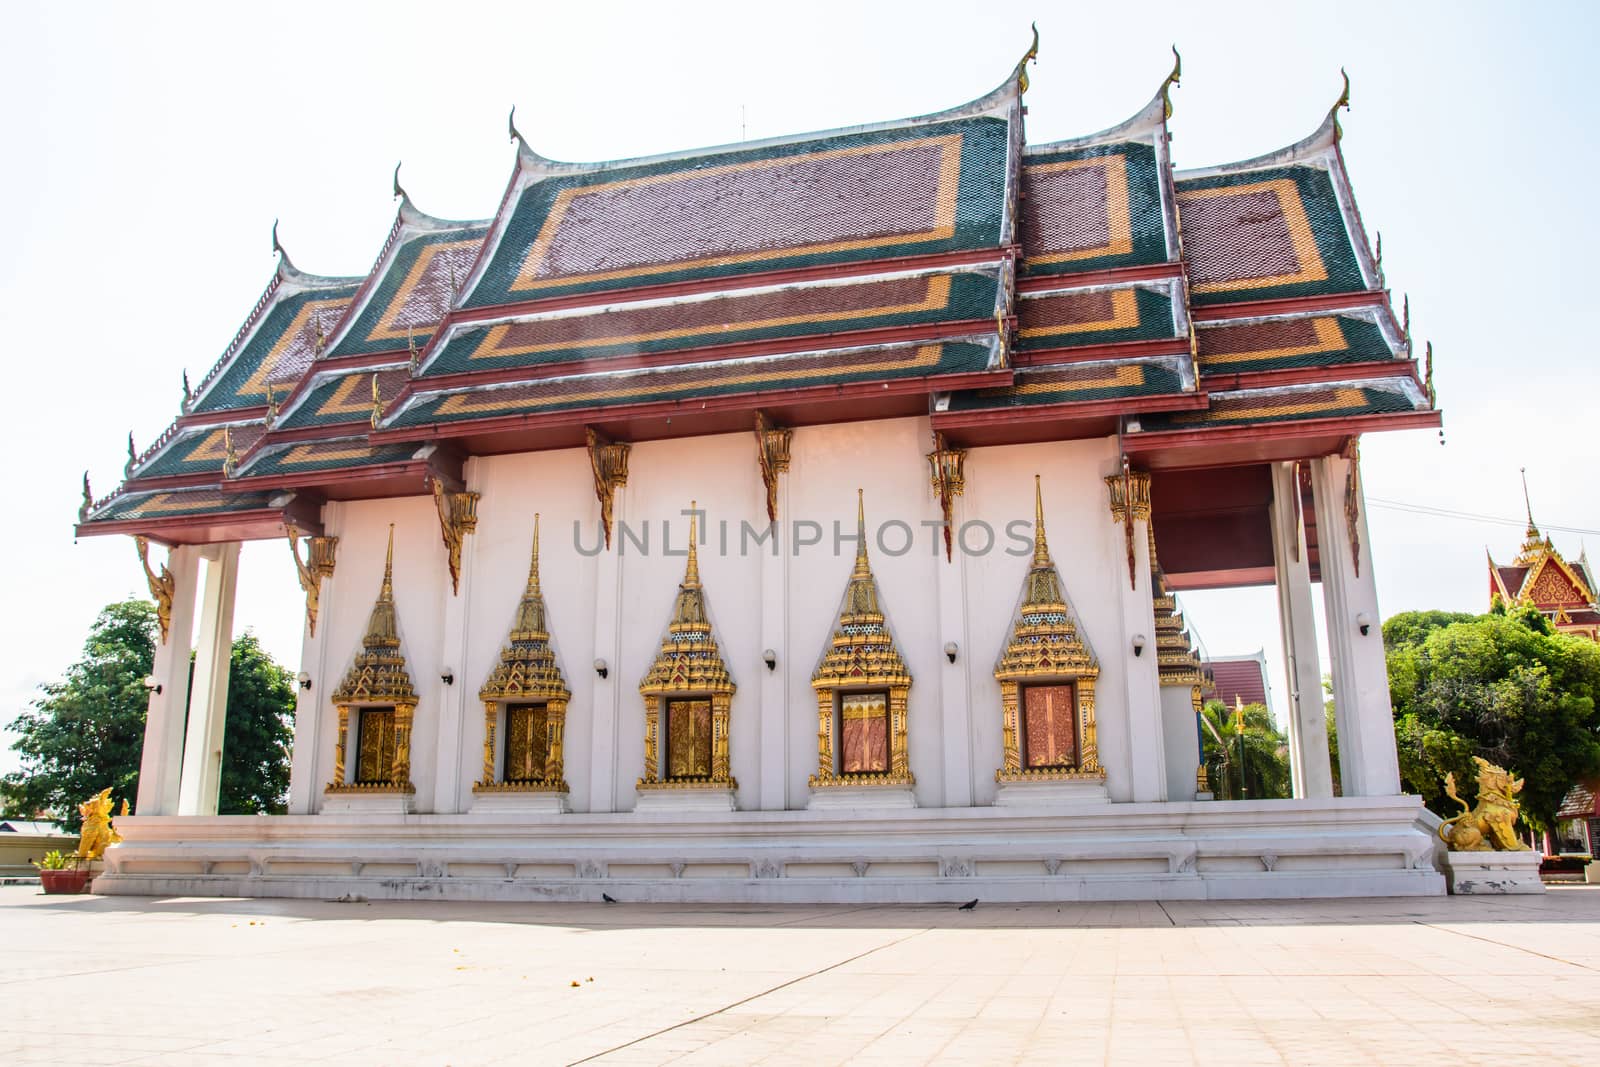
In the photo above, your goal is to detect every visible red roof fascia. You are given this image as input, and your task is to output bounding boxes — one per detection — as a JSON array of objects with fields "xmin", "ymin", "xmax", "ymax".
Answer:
[
  {"xmin": 368, "ymin": 368, "xmax": 1013, "ymax": 446},
  {"xmin": 222, "ymin": 460, "xmax": 430, "ymax": 496},
  {"xmin": 117, "ymin": 472, "xmax": 229, "ymax": 494},
  {"xmin": 74, "ymin": 508, "xmax": 293, "ymax": 544},
  {"xmin": 1125, "ymin": 409, "xmax": 1443, "ymax": 454},
  {"xmin": 1190, "ymin": 289, "xmax": 1387, "ymax": 322},
  {"xmin": 175, "ymin": 405, "xmax": 270, "ymax": 431},
  {"xmin": 1017, "ymin": 261, "xmax": 1184, "ymax": 293},
  {"xmin": 397, "ymin": 319, "xmax": 997, "ymax": 404},
  {"xmin": 1198, "ymin": 360, "xmax": 1422, "ymax": 393},
  {"xmin": 1013, "ymin": 337, "xmax": 1191, "ymax": 368}
]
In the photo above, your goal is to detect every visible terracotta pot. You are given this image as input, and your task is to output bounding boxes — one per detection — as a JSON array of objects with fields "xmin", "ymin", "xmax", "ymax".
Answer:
[{"xmin": 39, "ymin": 868, "xmax": 93, "ymax": 895}]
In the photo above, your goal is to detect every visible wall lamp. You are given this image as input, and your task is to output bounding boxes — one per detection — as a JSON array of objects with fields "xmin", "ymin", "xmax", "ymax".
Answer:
[
  {"xmin": 142, "ymin": 675, "xmax": 162, "ymax": 696},
  {"xmin": 296, "ymin": 672, "xmax": 312, "ymax": 691},
  {"xmin": 763, "ymin": 649, "xmax": 777, "ymax": 672},
  {"xmin": 1132, "ymin": 634, "xmax": 1147, "ymax": 657},
  {"xmin": 594, "ymin": 658, "xmax": 609, "ymax": 680},
  {"xmin": 440, "ymin": 668, "xmax": 455, "ymax": 686},
  {"xmin": 1357, "ymin": 612, "xmax": 1373, "ymax": 637},
  {"xmin": 944, "ymin": 641, "xmax": 958, "ymax": 664}
]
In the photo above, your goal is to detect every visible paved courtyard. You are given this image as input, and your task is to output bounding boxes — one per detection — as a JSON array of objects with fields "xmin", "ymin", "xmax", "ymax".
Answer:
[{"xmin": 2, "ymin": 885, "xmax": 1597, "ymax": 1065}]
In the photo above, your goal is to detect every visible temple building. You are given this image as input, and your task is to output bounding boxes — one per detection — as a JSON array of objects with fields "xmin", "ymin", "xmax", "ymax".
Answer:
[
  {"xmin": 1487, "ymin": 479, "xmax": 1599, "ymax": 641},
  {"xmin": 78, "ymin": 38, "xmax": 1447, "ymax": 901}
]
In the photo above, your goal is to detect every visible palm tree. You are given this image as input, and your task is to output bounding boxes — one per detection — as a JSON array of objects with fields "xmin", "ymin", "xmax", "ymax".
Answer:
[{"xmin": 1200, "ymin": 698, "xmax": 1293, "ymax": 800}]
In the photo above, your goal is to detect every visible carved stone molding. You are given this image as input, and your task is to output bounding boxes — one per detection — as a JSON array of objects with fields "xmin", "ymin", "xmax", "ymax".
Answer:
[
  {"xmin": 586, "ymin": 428, "xmax": 631, "ymax": 551},
  {"xmin": 287, "ymin": 526, "xmax": 337, "ymax": 637},
  {"xmin": 754, "ymin": 412, "xmax": 792, "ymax": 524},
  {"xmin": 430, "ymin": 476, "xmax": 480, "ymax": 596}
]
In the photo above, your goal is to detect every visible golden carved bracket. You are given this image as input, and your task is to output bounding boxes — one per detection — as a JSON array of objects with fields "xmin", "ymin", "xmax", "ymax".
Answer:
[
  {"xmin": 926, "ymin": 431, "xmax": 967, "ymax": 563},
  {"xmin": 1343, "ymin": 440, "xmax": 1362, "ymax": 578},
  {"xmin": 430, "ymin": 476, "xmax": 480, "ymax": 596},
  {"xmin": 586, "ymin": 428, "xmax": 631, "ymax": 550},
  {"xmin": 1104, "ymin": 460, "xmax": 1152, "ymax": 590},
  {"xmin": 134, "ymin": 535, "xmax": 176, "ymax": 645},
  {"xmin": 287, "ymin": 525, "xmax": 338, "ymax": 637},
  {"xmin": 754, "ymin": 412, "xmax": 792, "ymax": 524}
]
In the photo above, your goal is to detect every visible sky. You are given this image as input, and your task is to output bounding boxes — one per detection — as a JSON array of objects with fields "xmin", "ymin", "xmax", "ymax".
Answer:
[{"xmin": 2, "ymin": 1, "xmax": 1597, "ymax": 775}]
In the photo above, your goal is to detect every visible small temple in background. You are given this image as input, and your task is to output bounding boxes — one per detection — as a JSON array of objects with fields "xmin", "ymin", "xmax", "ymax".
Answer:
[{"xmin": 1487, "ymin": 473, "xmax": 1599, "ymax": 642}]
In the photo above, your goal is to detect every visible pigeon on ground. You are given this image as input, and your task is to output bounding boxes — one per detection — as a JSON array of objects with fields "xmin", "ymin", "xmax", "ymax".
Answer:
[
  {"xmin": 958, "ymin": 898, "xmax": 978, "ymax": 911},
  {"xmin": 602, "ymin": 893, "xmax": 618, "ymax": 904}
]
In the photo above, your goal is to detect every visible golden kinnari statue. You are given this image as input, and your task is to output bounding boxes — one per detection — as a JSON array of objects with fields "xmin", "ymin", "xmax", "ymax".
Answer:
[
  {"xmin": 1438, "ymin": 757, "xmax": 1528, "ymax": 852},
  {"xmin": 75, "ymin": 788, "xmax": 123, "ymax": 861}
]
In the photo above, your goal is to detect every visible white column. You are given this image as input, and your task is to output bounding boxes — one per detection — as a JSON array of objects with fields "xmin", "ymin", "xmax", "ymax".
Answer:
[
  {"xmin": 287, "ymin": 509, "xmax": 338, "ymax": 815},
  {"xmin": 1270, "ymin": 462, "xmax": 1334, "ymax": 799},
  {"xmin": 433, "ymin": 468, "xmax": 481, "ymax": 815},
  {"xmin": 1112, "ymin": 488, "xmax": 1166, "ymax": 803},
  {"xmin": 588, "ymin": 487, "xmax": 626, "ymax": 813},
  {"xmin": 1310, "ymin": 453, "xmax": 1400, "ymax": 797},
  {"xmin": 757, "ymin": 488, "xmax": 789, "ymax": 811},
  {"xmin": 935, "ymin": 496, "xmax": 975, "ymax": 808},
  {"xmin": 1159, "ymin": 685, "xmax": 1200, "ymax": 801},
  {"xmin": 135, "ymin": 544, "xmax": 200, "ymax": 816},
  {"xmin": 176, "ymin": 542, "xmax": 240, "ymax": 816}
]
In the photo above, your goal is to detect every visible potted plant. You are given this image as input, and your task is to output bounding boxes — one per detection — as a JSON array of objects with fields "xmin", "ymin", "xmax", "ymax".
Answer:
[{"xmin": 34, "ymin": 850, "xmax": 93, "ymax": 895}]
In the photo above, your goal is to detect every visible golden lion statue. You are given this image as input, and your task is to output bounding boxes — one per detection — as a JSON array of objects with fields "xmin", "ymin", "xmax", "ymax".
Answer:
[
  {"xmin": 75, "ymin": 788, "xmax": 123, "ymax": 862},
  {"xmin": 1437, "ymin": 757, "xmax": 1527, "ymax": 852}
]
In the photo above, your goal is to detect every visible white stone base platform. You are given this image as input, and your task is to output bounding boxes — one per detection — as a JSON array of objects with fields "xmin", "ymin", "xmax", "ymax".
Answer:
[
  {"xmin": 95, "ymin": 796, "xmax": 1445, "ymax": 903},
  {"xmin": 1442, "ymin": 850, "xmax": 1546, "ymax": 895}
]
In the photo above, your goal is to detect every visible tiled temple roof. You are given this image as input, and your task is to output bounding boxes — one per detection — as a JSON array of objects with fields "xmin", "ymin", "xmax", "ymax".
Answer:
[
  {"xmin": 388, "ymin": 339, "xmax": 998, "ymax": 428},
  {"xmin": 318, "ymin": 198, "xmax": 490, "ymax": 364},
  {"xmin": 422, "ymin": 266, "xmax": 1003, "ymax": 378},
  {"xmin": 275, "ymin": 366, "xmax": 412, "ymax": 431},
  {"xmin": 944, "ymin": 357, "xmax": 1188, "ymax": 411},
  {"xmin": 188, "ymin": 257, "xmax": 364, "ymax": 415},
  {"xmin": 1195, "ymin": 307, "xmax": 1402, "ymax": 377},
  {"xmin": 1016, "ymin": 280, "xmax": 1181, "ymax": 352},
  {"xmin": 78, "ymin": 46, "xmax": 1441, "ymax": 541},
  {"xmin": 1133, "ymin": 376, "xmax": 1425, "ymax": 432},
  {"xmin": 461, "ymin": 81, "xmax": 1023, "ymax": 309}
]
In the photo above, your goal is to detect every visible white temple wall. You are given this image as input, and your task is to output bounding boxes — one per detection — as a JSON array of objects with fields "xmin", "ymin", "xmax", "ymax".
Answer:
[
  {"xmin": 615, "ymin": 431, "xmax": 766, "ymax": 811},
  {"xmin": 783, "ymin": 416, "xmax": 948, "ymax": 808},
  {"xmin": 310, "ymin": 495, "xmax": 450, "ymax": 812},
  {"xmin": 292, "ymin": 422, "xmax": 1166, "ymax": 812},
  {"xmin": 461, "ymin": 448, "xmax": 601, "ymax": 811},
  {"xmin": 957, "ymin": 436, "xmax": 1128, "ymax": 803}
]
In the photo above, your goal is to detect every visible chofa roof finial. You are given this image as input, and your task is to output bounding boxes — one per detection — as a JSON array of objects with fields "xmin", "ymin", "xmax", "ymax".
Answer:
[
  {"xmin": 79, "ymin": 470, "xmax": 92, "ymax": 521},
  {"xmin": 1161, "ymin": 45, "xmax": 1182, "ymax": 119},
  {"xmin": 1015, "ymin": 23, "xmax": 1040, "ymax": 95},
  {"xmin": 392, "ymin": 161, "xmax": 409, "ymax": 204},
  {"xmin": 508, "ymin": 105, "xmax": 526, "ymax": 148},
  {"xmin": 270, "ymin": 217, "xmax": 292, "ymax": 269},
  {"xmin": 1330, "ymin": 67, "xmax": 1351, "ymax": 141}
]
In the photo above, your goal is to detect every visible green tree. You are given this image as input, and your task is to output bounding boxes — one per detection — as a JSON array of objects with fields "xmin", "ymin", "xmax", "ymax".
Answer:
[
  {"xmin": 216, "ymin": 633, "xmax": 295, "ymax": 815},
  {"xmin": 3, "ymin": 601, "xmax": 298, "ymax": 828},
  {"xmin": 2, "ymin": 600, "xmax": 155, "ymax": 830},
  {"xmin": 1385, "ymin": 608, "xmax": 1600, "ymax": 831},
  {"xmin": 1199, "ymin": 700, "xmax": 1293, "ymax": 801}
]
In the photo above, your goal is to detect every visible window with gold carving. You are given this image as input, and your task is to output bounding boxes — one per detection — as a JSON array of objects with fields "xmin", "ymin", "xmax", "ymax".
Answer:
[
  {"xmin": 503, "ymin": 703, "xmax": 550, "ymax": 784},
  {"xmin": 838, "ymin": 692, "xmax": 891, "ymax": 775},
  {"xmin": 356, "ymin": 707, "xmax": 396, "ymax": 785},
  {"xmin": 665, "ymin": 699, "xmax": 713, "ymax": 780},
  {"xmin": 1022, "ymin": 684, "xmax": 1077, "ymax": 770}
]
